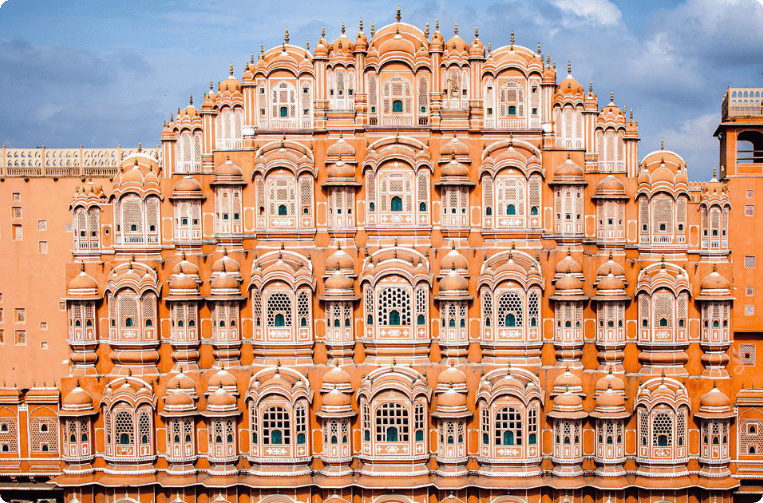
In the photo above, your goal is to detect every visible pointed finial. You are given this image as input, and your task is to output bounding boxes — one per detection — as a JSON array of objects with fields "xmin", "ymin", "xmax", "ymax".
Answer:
[
  {"xmin": 341, "ymin": 23, "xmax": 346, "ymax": 35},
  {"xmin": 610, "ymin": 90, "xmax": 614, "ymax": 102},
  {"xmin": 488, "ymin": 41, "xmax": 492, "ymax": 53},
  {"xmin": 713, "ymin": 165, "xmax": 717, "ymax": 179},
  {"xmin": 546, "ymin": 53, "xmax": 550, "ymax": 66},
  {"xmin": 321, "ymin": 26, "xmax": 325, "ymax": 38},
  {"xmin": 537, "ymin": 42, "xmax": 541, "ymax": 55},
  {"xmin": 189, "ymin": 95, "xmax": 193, "ymax": 106},
  {"xmin": 285, "ymin": 27, "xmax": 290, "ymax": 44},
  {"xmin": 425, "ymin": 21, "xmax": 429, "ymax": 39},
  {"xmin": 371, "ymin": 22, "xmax": 375, "ymax": 36},
  {"xmin": 661, "ymin": 138, "xmax": 664, "ymax": 150},
  {"xmin": 475, "ymin": 26, "xmax": 479, "ymax": 38},
  {"xmin": 306, "ymin": 40, "xmax": 310, "ymax": 50},
  {"xmin": 630, "ymin": 109, "xmax": 634, "ymax": 120},
  {"xmin": 250, "ymin": 52, "xmax": 254, "ymax": 64},
  {"xmin": 510, "ymin": 30, "xmax": 514, "ymax": 48},
  {"xmin": 138, "ymin": 142, "xmax": 142, "ymax": 152},
  {"xmin": 359, "ymin": 18, "xmax": 363, "ymax": 31},
  {"xmin": 396, "ymin": 6, "xmax": 401, "ymax": 22},
  {"xmin": 454, "ymin": 22, "xmax": 458, "ymax": 35},
  {"xmin": 229, "ymin": 63, "xmax": 233, "ymax": 76},
  {"xmin": 260, "ymin": 43, "xmax": 265, "ymax": 57},
  {"xmin": 568, "ymin": 61, "xmax": 571, "ymax": 75}
]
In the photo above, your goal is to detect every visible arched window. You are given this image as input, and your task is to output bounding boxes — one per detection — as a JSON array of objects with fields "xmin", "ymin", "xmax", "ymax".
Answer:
[
  {"xmin": 271, "ymin": 81, "xmax": 297, "ymax": 122},
  {"xmin": 267, "ymin": 293, "xmax": 292, "ymax": 327},
  {"xmin": 377, "ymin": 287, "xmax": 411, "ymax": 326},
  {"xmin": 375, "ymin": 402, "xmax": 409, "ymax": 442},
  {"xmin": 392, "ymin": 100, "xmax": 403, "ymax": 113},
  {"xmin": 497, "ymin": 292, "xmax": 523, "ymax": 327},
  {"xmin": 278, "ymin": 204, "xmax": 287, "ymax": 216},
  {"xmin": 653, "ymin": 411, "xmax": 673, "ymax": 447},
  {"xmin": 389, "ymin": 310, "xmax": 401, "ymax": 326}
]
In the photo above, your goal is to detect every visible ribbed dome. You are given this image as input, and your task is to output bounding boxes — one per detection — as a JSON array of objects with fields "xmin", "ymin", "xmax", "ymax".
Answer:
[
  {"xmin": 68, "ymin": 270, "xmax": 98, "ymax": 291},
  {"xmin": 327, "ymin": 160, "xmax": 356, "ymax": 179},
  {"xmin": 167, "ymin": 372, "xmax": 196, "ymax": 393},
  {"xmin": 701, "ymin": 386, "xmax": 731, "ymax": 409},
  {"xmin": 596, "ymin": 386, "xmax": 625, "ymax": 408},
  {"xmin": 438, "ymin": 388, "xmax": 466, "ymax": 407},
  {"xmin": 213, "ymin": 157, "xmax": 244, "ymax": 184},
  {"xmin": 439, "ymin": 268, "xmax": 468, "ymax": 292},
  {"xmin": 172, "ymin": 175, "xmax": 202, "ymax": 196},
  {"xmin": 207, "ymin": 388, "xmax": 236, "ymax": 407},
  {"xmin": 325, "ymin": 247, "xmax": 355, "ymax": 271},
  {"xmin": 554, "ymin": 368, "xmax": 582, "ymax": 391},
  {"xmin": 555, "ymin": 274, "xmax": 583, "ymax": 291},
  {"xmin": 165, "ymin": 391, "xmax": 194, "ymax": 408},
  {"xmin": 595, "ymin": 370, "xmax": 625, "ymax": 394},
  {"xmin": 323, "ymin": 363, "xmax": 352, "ymax": 388},
  {"xmin": 440, "ymin": 245, "xmax": 468, "ymax": 271},
  {"xmin": 700, "ymin": 270, "xmax": 731, "ymax": 291},
  {"xmin": 210, "ymin": 273, "xmax": 240, "ymax": 290},
  {"xmin": 323, "ymin": 388, "xmax": 351, "ymax": 407},
  {"xmin": 63, "ymin": 385, "xmax": 93, "ymax": 408},
  {"xmin": 437, "ymin": 363, "xmax": 467, "ymax": 389},
  {"xmin": 597, "ymin": 273, "xmax": 625, "ymax": 291},
  {"xmin": 555, "ymin": 252, "xmax": 583, "ymax": 275},
  {"xmin": 327, "ymin": 137, "xmax": 355, "ymax": 157},
  {"xmin": 595, "ymin": 175, "xmax": 625, "ymax": 196},
  {"xmin": 211, "ymin": 251, "xmax": 240, "ymax": 274},
  {"xmin": 325, "ymin": 269, "xmax": 354, "ymax": 291},
  {"xmin": 441, "ymin": 158, "xmax": 469, "ymax": 178},
  {"xmin": 651, "ymin": 164, "xmax": 674, "ymax": 184},
  {"xmin": 554, "ymin": 389, "xmax": 583, "ymax": 409},
  {"xmin": 208, "ymin": 369, "xmax": 238, "ymax": 389},
  {"xmin": 553, "ymin": 156, "xmax": 585, "ymax": 182}
]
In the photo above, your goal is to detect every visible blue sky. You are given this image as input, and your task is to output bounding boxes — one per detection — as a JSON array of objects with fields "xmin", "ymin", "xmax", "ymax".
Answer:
[{"xmin": 0, "ymin": 0, "xmax": 761, "ymax": 181}]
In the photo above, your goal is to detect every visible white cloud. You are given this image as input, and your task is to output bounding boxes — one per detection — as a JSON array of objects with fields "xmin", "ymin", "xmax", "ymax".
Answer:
[
  {"xmin": 0, "ymin": 0, "xmax": 9, "ymax": 8},
  {"xmin": 548, "ymin": 0, "xmax": 622, "ymax": 25}
]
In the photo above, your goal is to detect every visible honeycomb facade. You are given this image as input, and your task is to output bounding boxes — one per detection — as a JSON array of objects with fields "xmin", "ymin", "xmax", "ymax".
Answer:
[{"xmin": 2, "ymin": 12, "xmax": 763, "ymax": 503}]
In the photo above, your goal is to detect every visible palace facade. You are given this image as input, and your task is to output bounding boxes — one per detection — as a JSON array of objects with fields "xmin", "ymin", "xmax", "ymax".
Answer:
[{"xmin": 2, "ymin": 11, "xmax": 763, "ymax": 503}]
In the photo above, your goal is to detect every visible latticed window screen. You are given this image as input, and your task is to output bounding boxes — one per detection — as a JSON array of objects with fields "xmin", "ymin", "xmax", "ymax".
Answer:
[
  {"xmin": 677, "ymin": 197, "xmax": 687, "ymax": 231},
  {"xmin": 639, "ymin": 409, "xmax": 649, "ymax": 447},
  {"xmin": 377, "ymin": 287, "xmax": 411, "ymax": 326},
  {"xmin": 299, "ymin": 176, "xmax": 312, "ymax": 213},
  {"xmin": 252, "ymin": 290, "xmax": 262, "ymax": 327},
  {"xmin": 297, "ymin": 290, "xmax": 310, "ymax": 326},
  {"xmin": 364, "ymin": 286, "xmax": 374, "ymax": 324},
  {"xmin": 499, "ymin": 80, "xmax": 525, "ymax": 117},
  {"xmin": 654, "ymin": 294, "xmax": 674, "ymax": 329},
  {"xmin": 497, "ymin": 292, "xmax": 523, "ymax": 327},
  {"xmin": 496, "ymin": 177, "xmax": 526, "ymax": 218},
  {"xmin": 114, "ymin": 410, "xmax": 134, "ymax": 445},
  {"xmin": 529, "ymin": 176, "xmax": 541, "ymax": 217},
  {"xmin": 375, "ymin": 402, "xmax": 409, "ymax": 442},
  {"xmin": 122, "ymin": 198, "xmax": 143, "ymax": 234},
  {"xmin": 495, "ymin": 407, "xmax": 522, "ymax": 446},
  {"xmin": 415, "ymin": 286, "xmax": 427, "ymax": 323},
  {"xmin": 271, "ymin": 81, "xmax": 297, "ymax": 119},
  {"xmin": 418, "ymin": 76, "xmax": 428, "ymax": 115},
  {"xmin": 742, "ymin": 420, "xmax": 763, "ymax": 454},
  {"xmin": 0, "ymin": 419, "xmax": 18, "ymax": 453},
  {"xmin": 31, "ymin": 418, "xmax": 58, "ymax": 453},
  {"xmin": 250, "ymin": 406, "xmax": 259, "ymax": 445},
  {"xmin": 417, "ymin": 172, "xmax": 428, "ymax": 209},
  {"xmin": 138, "ymin": 409, "xmax": 151, "ymax": 445},
  {"xmin": 268, "ymin": 178, "xmax": 296, "ymax": 217},
  {"xmin": 740, "ymin": 344, "xmax": 756, "ymax": 365},
  {"xmin": 368, "ymin": 74, "xmax": 378, "ymax": 114},
  {"xmin": 639, "ymin": 295, "xmax": 649, "ymax": 327},
  {"xmin": 482, "ymin": 289, "xmax": 493, "ymax": 325},
  {"xmin": 652, "ymin": 411, "xmax": 673, "ymax": 446},
  {"xmin": 414, "ymin": 401, "xmax": 425, "ymax": 433},
  {"xmin": 362, "ymin": 402, "xmax": 370, "ymax": 436},
  {"xmin": 119, "ymin": 294, "xmax": 139, "ymax": 329},
  {"xmin": 382, "ymin": 76, "xmax": 412, "ymax": 115},
  {"xmin": 301, "ymin": 81, "xmax": 311, "ymax": 118},
  {"xmin": 639, "ymin": 198, "xmax": 650, "ymax": 234},
  {"xmin": 528, "ymin": 407, "xmax": 537, "ymax": 441},
  {"xmin": 263, "ymin": 406, "xmax": 290, "ymax": 445},
  {"xmin": 677, "ymin": 408, "xmax": 686, "ymax": 446},
  {"xmin": 653, "ymin": 196, "xmax": 673, "ymax": 233},
  {"xmin": 142, "ymin": 295, "xmax": 156, "ymax": 328},
  {"xmin": 483, "ymin": 176, "xmax": 494, "ymax": 217},
  {"xmin": 295, "ymin": 404, "xmax": 307, "ymax": 443},
  {"xmin": 528, "ymin": 291, "xmax": 539, "ymax": 326},
  {"xmin": 266, "ymin": 292, "xmax": 292, "ymax": 327},
  {"xmin": 146, "ymin": 197, "xmax": 159, "ymax": 233}
]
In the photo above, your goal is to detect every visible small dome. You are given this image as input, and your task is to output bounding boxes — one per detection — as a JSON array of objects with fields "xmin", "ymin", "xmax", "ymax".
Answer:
[
  {"xmin": 213, "ymin": 157, "xmax": 244, "ymax": 184},
  {"xmin": 596, "ymin": 387, "xmax": 625, "ymax": 408},
  {"xmin": 555, "ymin": 274, "xmax": 583, "ymax": 291},
  {"xmin": 169, "ymin": 274, "xmax": 199, "ymax": 291},
  {"xmin": 553, "ymin": 156, "xmax": 585, "ymax": 183},
  {"xmin": 440, "ymin": 245, "xmax": 468, "ymax": 271},
  {"xmin": 557, "ymin": 73, "xmax": 585, "ymax": 97},
  {"xmin": 208, "ymin": 369, "xmax": 238, "ymax": 389},
  {"xmin": 555, "ymin": 252, "xmax": 583, "ymax": 275},
  {"xmin": 327, "ymin": 160, "xmax": 356, "ymax": 180},
  {"xmin": 165, "ymin": 391, "xmax": 194, "ymax": 408},
  {"xmin": 441, "ymin": 158, "xmax": 469, "ymax": 178},
  {"xmin": 438, "ymin": 388, "xmax": 466, "ymax": 408},
  {"xmin": 207, "ymin": 388, "xmax": 236, "ymax": 407},
  {"xmin": 327, "ymin": 137, "xmax": 355, "ymax": 157},
  {"xmin": 121, "ymin": 163, "xmax": 146, "ymax": 184},
  {"xmin": 440, "ymin": 135, "xmax": 469, "ymax": 157},
  {"xmin": 444, "ymin": 30, "xmax": 468, "ymax": 53},
  {"xmin": 597, "ymin": 256, "xmax": 625, "ymax": 278},
  {"xmin": 700, "ymin": 269, "xmax": 731, "ymax": 291},
  {"xmin": 675, "ymin": 167, "xmax": 688, "ymax": 184},
  {"xmin": 651, "ymin": 164, "xmax": 674, "ymax": 184},
  {"xmin": 554, "ymin": 368, "xmax": 582, "ymax": 391},
  {"xmin": 595, "ymin": 370, "xmax": 625, "ymax": 394},
  {"xmin": 700, "ymin": 385, "xmax": 731, "ymax": 409},
  {"xmin": 167, "ymin": 372, "xmax": 196, "ymax": 393},
  {"xmin": 172, "ymin": 175, "xmax": 202, "ymax": 196},
  {"xmin": 210, "ymin": 273, "xmax": 240, "ymax": 290},
  {"xmin": 554, "ymin": 389, "xmax": 583, "ymax": 408},
  {"xmin": 439, "ymin": 268, "xmax": 468, "ymax": 292},
  {"xmin": 172, "ymin": 256, "xmax": 199, "ymax": 277},
  {"xmin": 595, "ymin": 175, "xmax": 625, "ymax": 197},
  {"xmin": 325, "ymin": 269, "xmax": 354, "ymax": 291},
  {"xmin": 437, "ymin": 363, "xmax": 467, "ymax": 388},
  {"xmin": 323, "ymin": 388, "xmax": 351, "ymax": 407},
  {"xmin": 597, "ymin": 273, "xmax": 625, "ymax": 292},
  {"xmin": 323, "ymin": 364, "xmax": 352, "ymax": 388},
  {"xmin": 325, "ymin": 247, "xmax": 355, "ymax": 271},
  {"xmin": 68, "ymin": 270, "xmax": 98, "ymax": 291},
  {"xmin": 63, "ymin": 385, "xmax": 93, "ymax": 408},
  {"xmin": 637, "ymin": 165, "xmax": 651, "ymax": 185},
  {"xmin": 211, "ymin": 251, "xmax": 241, "ymax": 274}
]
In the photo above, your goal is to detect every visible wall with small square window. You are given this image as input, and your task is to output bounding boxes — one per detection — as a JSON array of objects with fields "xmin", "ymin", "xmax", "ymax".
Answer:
[
  {"xmin": 38, "ymin": 241, "xmax": 48, "ymax": 254},
  {"xmin": 746, "ymin": 305, "xmax": 755, "ymax": 316},
  {"xmin": 746, "ymin": 205, "xmax": 755, "ymax": 216},
  {"xmin": 11, "ymin": 207, "xmax": 22, "ymax": 219},
  {"xmin": 11, "ymin": 193, "xmax": 20, "ymax": 202},
  {"xmin": 14, "ymin": 330, "xmax": 26, "ymax": 346},
  {"xmin": 0, "ymin": 329, "xmax": 4, "ymax": 345},
  {"xmin": 740, "ymin": 344, "xmax": 756, "ymax": 365},
  {"xmin": 14, "ymin": 308, "xmax": 25, "ymax": 324},
  {"xmin": 745, "ymin": 256, "xmax": 757, "ymax": 268},
  {"xmin": 37, "ymin": 220, "xmax": 47, "ymax": 231},
  {"xmin": 747, "ymin": 286, "xmax": 756, "ymax": 297},
  {"xmin": 11, "ymin": 225, "xmax": 22, "ymax": 241}
]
